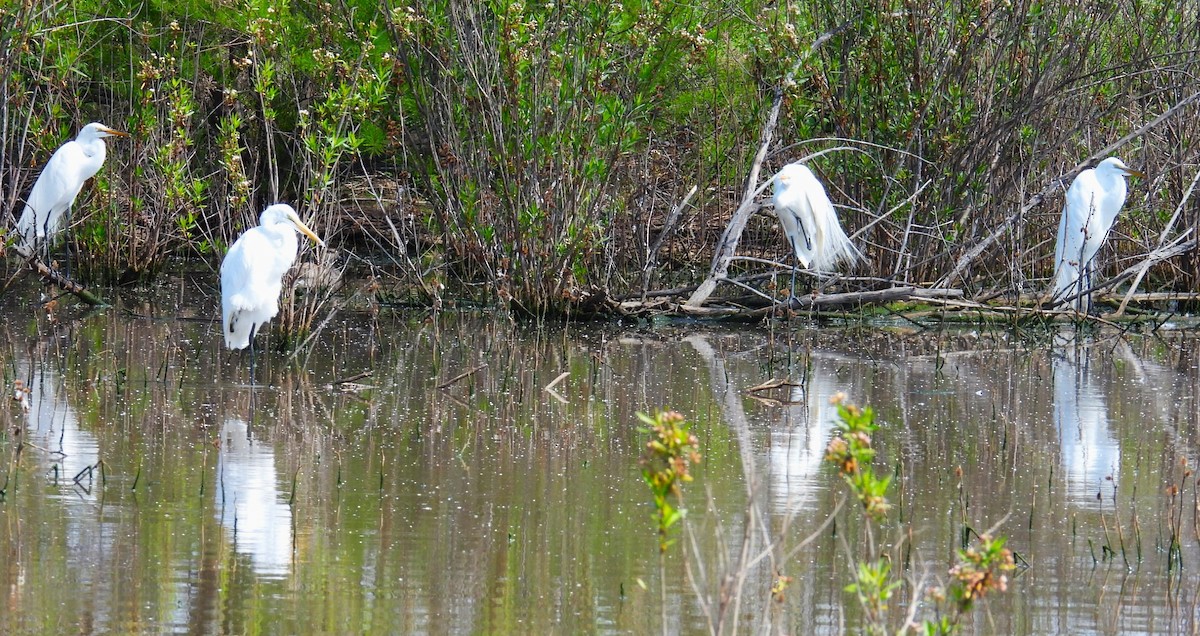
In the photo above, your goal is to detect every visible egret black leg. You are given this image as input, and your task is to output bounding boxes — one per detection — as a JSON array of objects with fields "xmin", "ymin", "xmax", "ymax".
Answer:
[
  {"xmin": 789, "ymin": 262, "xmax": 798, "ymax": 310},
  {"xmin": 248, "ymin": 324, "xmax": 258, "ymax": 387},
  {"xmin": 63, "ymin": 205, "xmax": 72, "ymax": 281}
]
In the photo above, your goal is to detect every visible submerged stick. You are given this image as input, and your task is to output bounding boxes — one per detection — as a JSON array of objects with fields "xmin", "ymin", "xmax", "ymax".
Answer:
[
  {"xmin": 436, "ymin": 364, "xmax": 487, "ymax": 390},
  {"xmin": 332, "ymin": 370, "xmax": 374, "ymax": 386}
]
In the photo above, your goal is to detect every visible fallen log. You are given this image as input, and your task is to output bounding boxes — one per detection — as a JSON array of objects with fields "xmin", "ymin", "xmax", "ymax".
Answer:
[
  {"xmin": 667, "ymin": 286, "xmax": 965, "ymax": 319},
  {"xmin": 781, "ymin": 286, "xmax": 963, "ymax": 310}
]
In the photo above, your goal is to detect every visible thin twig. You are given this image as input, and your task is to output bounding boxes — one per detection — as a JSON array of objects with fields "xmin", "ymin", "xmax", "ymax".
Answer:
[
  {"xmin": 436, "ymin": 364, "xmax": 487, "ymax": 390},
  {"xmin": 939, "ymin": 88, "xmax": 1200, "ymax": 288},
  {"xmin": 1114, "ymin": 167, "xmax": 1200, "ymax": 316}
]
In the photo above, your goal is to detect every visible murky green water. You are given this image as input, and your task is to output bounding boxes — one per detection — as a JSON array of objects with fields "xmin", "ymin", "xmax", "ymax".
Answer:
[{"xmin": 3, "ymin": 282, "xmax": 1200, "ymax": 634}]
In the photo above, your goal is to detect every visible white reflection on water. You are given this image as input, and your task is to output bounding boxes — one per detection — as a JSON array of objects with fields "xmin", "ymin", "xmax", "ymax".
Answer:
[
  {"xmin": 19, "ymin": 362, "xmax": 100, "ymax": 497},
  {"xmin": 1052, "ymin": 345, "xmax": 1120, "ymax": 507},
  {"xmin": 767, "ymin": 353, "xmax": 851, "ymax": 514},
  {"xmin": 217, "ymin": 418, "xmax": 294, "ymax": 577},
  {"xmin": 15, "ymin": 358, "xmax": 113, "ymax": 627}
]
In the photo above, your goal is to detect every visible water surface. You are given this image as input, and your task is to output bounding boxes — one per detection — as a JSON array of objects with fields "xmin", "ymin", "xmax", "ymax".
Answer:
[{"xmin": 2, "ymin": 283, "xmax": 1200, "ymax": 634}]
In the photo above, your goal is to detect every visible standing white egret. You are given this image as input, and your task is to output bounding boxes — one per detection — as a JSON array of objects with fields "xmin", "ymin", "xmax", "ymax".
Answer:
[
  {"xmin": 15, "ymin": 122, "xmax": 129, "ymax": 250},
  {"xmin": 1050, "ymin": 157, "xmax": 1143, "ymax": 312},
  {"xmin": 771, "ymin": 162, "xmax": 861, "ymax": 298},
  {"xmin": 221, "ymin": 204, "xmax": 324, "ymax": 381}
]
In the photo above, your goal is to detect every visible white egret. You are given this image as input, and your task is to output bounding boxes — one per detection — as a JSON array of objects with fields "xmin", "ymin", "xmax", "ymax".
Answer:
[
  {"xmin": 221, "ymin": 204, "xmax": 324, "ymax": 381},
  {"xmin": 1050, "ymin": 157, "xmax": 1143, "ymax": 311},
  {"xmin": 15, "ymin": 122, "xmax": 129, "ymax": 250},
  {"xmin": 771, "ymin": 162, "xmax": 861, "ymax": 298}
]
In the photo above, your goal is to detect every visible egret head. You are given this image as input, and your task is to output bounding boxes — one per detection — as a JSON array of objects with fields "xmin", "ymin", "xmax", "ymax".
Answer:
[
  {"xmin": 261, "ymin": 204, "xmax": 325, "ymax": 247},
  {"xmin": 80, "ymin": 122, "xmax": 129, "ymax": 140},
  {"xmin": 775, "ymin": 162, "xmax": 813, "ymax": 188},
  {"xmin": 1097, "ymin": 157, "xmax": 1144, "ymax": 179}
]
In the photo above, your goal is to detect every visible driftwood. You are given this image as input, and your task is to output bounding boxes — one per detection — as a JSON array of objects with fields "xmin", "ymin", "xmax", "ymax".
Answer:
[
  {"xmin": 12, "ymin": 244, "xmax": 107, "ymax": 306},
  {"xmin": 622, "ymin": 275, "xmax": 1200, "ymax": 324},
  {"xmin": 666, "ymin": 286, "xmax": 965, "ymax": 318},
  {"xmin": 778, "ymin": 286, "xmax": 963, "ymax": 310}
]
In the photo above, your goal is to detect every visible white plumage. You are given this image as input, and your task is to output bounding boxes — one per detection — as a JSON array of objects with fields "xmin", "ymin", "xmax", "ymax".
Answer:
[
  {"xmin": 15, "ymin": 122, "xmax": 128, "ymax": 248},
  {"xmin": 771, "ymin": 162, "xmax": 861, "ymax": 273},
  {"xmin": 1051, "ymin": 157, "xmax": 1143, "ymax": 311},
  {"xmin": 220, "ymin": 204, "xmax": 324, "ymax": 351}
]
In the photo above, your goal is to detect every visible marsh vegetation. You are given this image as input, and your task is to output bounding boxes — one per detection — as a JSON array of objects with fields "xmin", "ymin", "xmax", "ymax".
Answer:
[{"xmin": 2, "ymin": 1, "xmax": 1199, "ymax": 317}]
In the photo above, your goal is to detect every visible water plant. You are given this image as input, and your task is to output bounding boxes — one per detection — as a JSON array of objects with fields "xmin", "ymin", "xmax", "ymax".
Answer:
[
  {"xmin": 638, "ymin": 408, "xmax": 701, "ymax": 635},
  {"xmin": 825, "ymin": 396, "xmax": 1015, "ymax": 634},
  {"xmin": 639, "ymin": 409, "xmax": 701, "ymax": 554},
  {"xmin": 925, "ymin": 533, "xmax": 1017, "ymax": 634}
]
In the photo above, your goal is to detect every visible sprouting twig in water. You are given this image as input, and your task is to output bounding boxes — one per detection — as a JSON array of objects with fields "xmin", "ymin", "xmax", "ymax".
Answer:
[
  {"xmin": 332, "ymin": 370, "xmax": 374, "ymax": 385},
  {"xmin": 436, "ymin": 365, "xmax": 487, "ymax": 390},
  {"xmin": 72, "ymin": 460, "xmax": 105, "ymax": 494}
]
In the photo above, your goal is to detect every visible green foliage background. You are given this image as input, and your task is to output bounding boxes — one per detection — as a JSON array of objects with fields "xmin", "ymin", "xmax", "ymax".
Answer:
[{"xmin": 2, "ymin": 0, "xmax": 1198, "ymax": 308}]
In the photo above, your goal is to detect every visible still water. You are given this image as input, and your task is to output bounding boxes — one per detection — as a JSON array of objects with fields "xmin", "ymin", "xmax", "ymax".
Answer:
[{"xmin": 2, "ymin": 283, "xmax": 1200, "ymax": 634}]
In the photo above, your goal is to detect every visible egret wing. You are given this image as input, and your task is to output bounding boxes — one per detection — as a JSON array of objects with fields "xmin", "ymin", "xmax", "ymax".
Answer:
[
  {"xmin": 772, "ymin": 185, "xmax": 813, "ymax": 269},
  {"xmin": 1052, "ymin": 169, "xmax": 1100, "ymax": 305},
  {"xmin": 798, "ymin": 172, "xmax": 859, "ymax": 271},
  {"xmin": 222, "ymin": 229, "xmax": 274, "ymax": 348},
  {"xmin": 16, "ymin": 141, "xmax": 90, "ymax": 244}
]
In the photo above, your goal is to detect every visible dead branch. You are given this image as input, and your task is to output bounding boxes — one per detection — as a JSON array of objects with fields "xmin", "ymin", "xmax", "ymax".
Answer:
[
  {"xmin": 1114, "ymin": 166, "xmax": 1200, "ymax": 317},
  {"xmin": 686, "ymin": 23, "xmax": 852, "ymax": 309},
  {"xmin": 641, "ymin": 184, "xmax": 697, "ymax": 300},
  {"xmin": 783, "ymin": 286, "xmax": 963, "ymax": 310},
  {"xmin": 13, "ymin": 244, "xmax": 106, "ymax": 306},
  {"xmin": 939, "ymin": 88, "xmax": 1200, "ymax": 288}
]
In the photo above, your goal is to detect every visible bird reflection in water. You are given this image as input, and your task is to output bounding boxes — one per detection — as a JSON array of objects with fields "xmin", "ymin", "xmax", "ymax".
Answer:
[
  {"xmin": 1052, "ymin": 346, "xmax": 1120, "ymax": 507},
  {"xmin": 767, "ymin": 355, "xmax": 851, "ymax": 514},
  {"xmin": 217, "ymin": 418, "xmax": 294, "ymax": 577}
]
